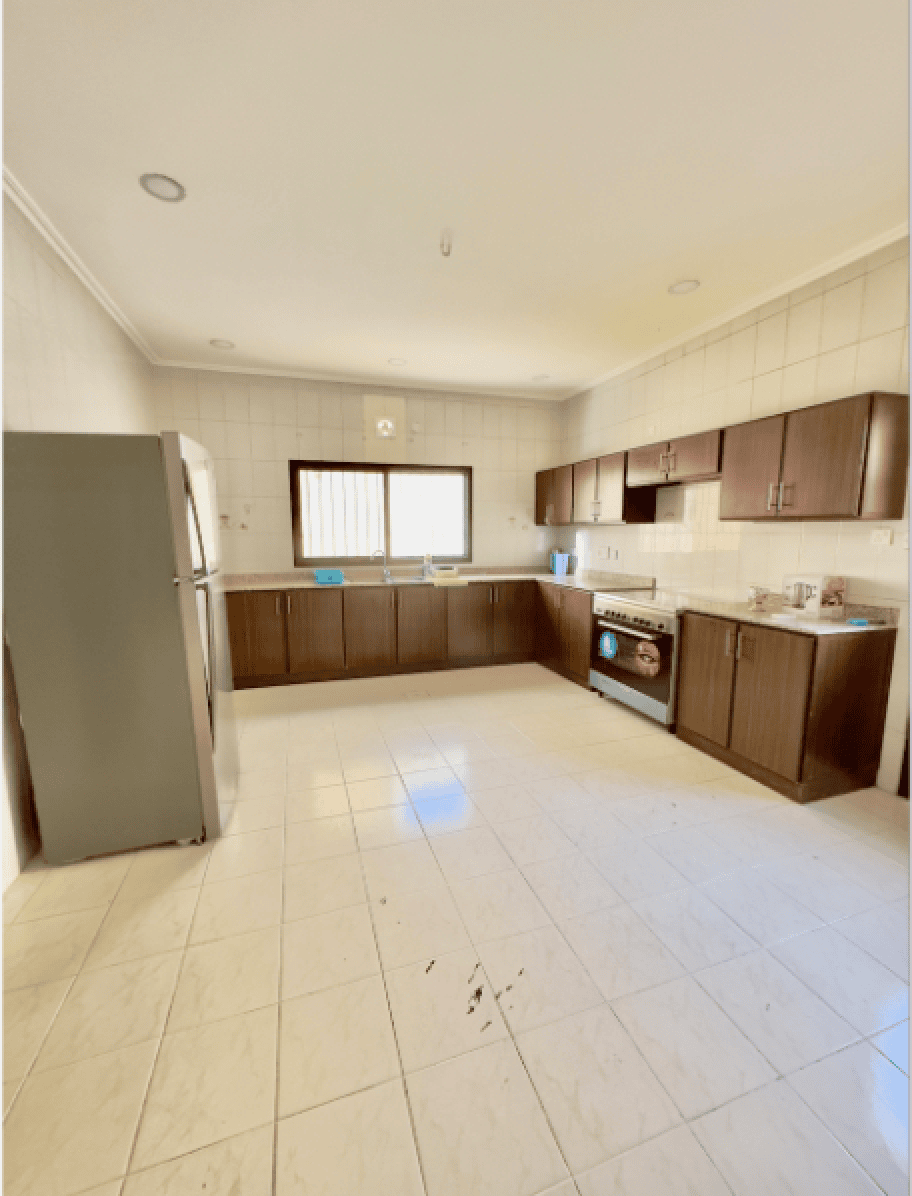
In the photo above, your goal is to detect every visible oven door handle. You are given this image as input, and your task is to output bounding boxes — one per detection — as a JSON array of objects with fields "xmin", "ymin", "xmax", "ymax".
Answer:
[{"xmin": 595, "ymin": 618, "xmax": 660, "ymax": 641}]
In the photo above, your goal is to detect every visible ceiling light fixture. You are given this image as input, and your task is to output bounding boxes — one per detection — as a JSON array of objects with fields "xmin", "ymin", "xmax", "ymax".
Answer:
[
  {"xmin": 209, "ymin": 339, "xmax": 234, "ymax": 350},
  {"xmin": 440, "ymin": 230, "xmax": 452, "ymax": 257},
  {"xmin": 668, "ymin": 279, "xmax": 700, "ymax": 295},
  {"xmin": 139, "ymin": 173, "xmax": 186, "ymax": 202},
  {"xmin": 533, "ymin": 374, "xmax": 550, "ymax": 382},
  {"xmin": 388, "ymin": 357, "xmax": 406, "ymax": 366}
]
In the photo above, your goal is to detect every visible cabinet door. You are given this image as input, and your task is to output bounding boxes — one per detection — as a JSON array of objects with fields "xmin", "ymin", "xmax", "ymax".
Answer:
[
  {"xmin": 492, "ymin": 582, "xmax": 537, "ymax": 659},
  {"xmin": 537, "ymin": 583, "xmax": 561, "ymax": 667},
  {"xmin": 447, "ymin": 585, "xmax": 492, "ymax": 661},
  {"xmin": 667, "ymin": 430, "xmax": 721, "ymax": 483},
  {"xmin": 729, "ymin": 625, "xmax": 814, "ymax": 781},
  {"xmin": 860, "ymin": 393, "xmax": 909, "ymax": 519},
  {"xmin": 287, "ymin": 589, "xmax": 344, "ymax": 674},
  {"xmin": 344, "ymin": 588, "xmax": 397, "ymax": 671},
  {"xmin": 719, "ymin": 417, "xmax": 785, "ymax": 520},
  {"xmin": 676, "ymin": 613, "xmax": 736, "ymax": 747},
  {"xmin": 559, "ymin": 588, "xmax": 592, "ymax": 682},
  {"xmin": 246, "ymin": 591, "xmax": 288, "ymax": 676},
  {"xmin": 534, "ymin": 469, "xmax": 555, "ymax": 526},
  {"xmin": 626, "ymin": 441, "xmax": 669, "ymax": 487},
  {"xmin": 595, "ymin": 453, "xmax": 625, "ymax": 524},
  {"xmin": 553, "ymin": 465, "xmax": 574, "ymax": 525},
  {"xmin": 779, "ymin": 395, "xmax": 869, "ymax": 518},
  {"xmin": 397, "ymin": 585, "xmax": 447, "ymax": 665},
  {"xmin": 225, "ymin": 591, "xmax": 252, "ymax": 680},
  {"xmin": 571, "ymin": 459, "xmax": 598, "ymax": 524}
]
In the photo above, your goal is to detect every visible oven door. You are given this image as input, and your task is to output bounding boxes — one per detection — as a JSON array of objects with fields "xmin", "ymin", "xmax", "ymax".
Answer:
[{"xmin": 590, "ymin": 616, "xmax": 677, "ymax": 725}]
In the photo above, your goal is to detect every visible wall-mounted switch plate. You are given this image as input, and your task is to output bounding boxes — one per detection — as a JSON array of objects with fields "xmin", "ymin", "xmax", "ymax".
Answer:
[{"xmin": 870, "ymin": 528, "xmax": 893, "ymax": 547}]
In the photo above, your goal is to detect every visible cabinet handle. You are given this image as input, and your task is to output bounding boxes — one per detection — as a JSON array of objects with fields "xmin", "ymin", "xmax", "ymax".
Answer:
[
  {"xmin": 275, "ymin": 595, "xmax": 280, "ymax": 617},
  {"xmin": 735, "ymin": 631, "xmax": 742, "ymax": 660},
  {"xmin": 724, "ymin": 629, "xmax": 732, "ymax": 656},
  {"xmin": 489, "ymin": 587, "xmax": 493, "ymax": 604},
  {"xmin": 779, "ymin": 483, "xmax": 792, "ymax": 509},
  {"xmin": 667, "ymin": 451, "xmax": 676, "ymax": 473},
  {"xmin": 658, "ymin": 451, "xmax": 668, "ymax": 471},
  {"xmin": 766, "ymin": 483, "xmax": 775, "ymax": 512},
  {"xmin": 286, "ymin": 594, "xmax": 291, "ymax": 614}
]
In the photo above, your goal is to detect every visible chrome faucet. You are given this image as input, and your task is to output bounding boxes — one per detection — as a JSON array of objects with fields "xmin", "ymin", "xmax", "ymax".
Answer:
[
  {"xmin": 371, "ymin": 548, "xmax": 392, "ymax": 582},
  {"xmin": 422, "ymin": 552, "xmax": 434, "ymax": 580}
]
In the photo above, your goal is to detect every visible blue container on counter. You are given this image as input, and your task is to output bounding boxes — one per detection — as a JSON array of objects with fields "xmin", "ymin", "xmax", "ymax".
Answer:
[
  {"xmin": 314, "ymin": 568, "xmax": 345, "ymax": 585},
  {"xmin": 550, "ymin": 552, "xmax": 572, "ymax": 576}
]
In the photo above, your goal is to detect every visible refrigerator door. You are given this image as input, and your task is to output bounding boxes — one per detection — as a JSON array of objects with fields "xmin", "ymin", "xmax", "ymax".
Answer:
[
  {"xmin": 160, "ymin": 432, "xmax": 237, "ymax": 831},
  {"xmin": 4, "ymin": 433, "xmax": 211, "ymax": 863}
]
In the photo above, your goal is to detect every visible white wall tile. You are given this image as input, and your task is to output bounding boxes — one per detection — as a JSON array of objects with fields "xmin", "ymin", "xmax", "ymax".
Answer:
[
  {"xmin": 820, "ymin": 278, "xmax": 864, "ymax": 353},
  {"xmin": 861, "ymin": 258, "xmax": 909, "ymax": 341},
  {"xmin": 785, "ymin": 296, "xmax": 822, "ymax": 364}
]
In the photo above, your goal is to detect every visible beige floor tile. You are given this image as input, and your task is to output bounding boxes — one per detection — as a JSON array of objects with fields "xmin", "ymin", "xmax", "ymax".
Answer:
[
  {"xmin": 203, "ymin": 828, "xmax": 284, "ymax": 883},
  {"xmin": 361, "ymin": 839, "xmax": 448, "ymax": 901},
  {"xmin": 14, "ymin": 856, "xmax": 132, "ymax": 922},
  {"xmin": 220, "ymin": 796, "xmax": 285, "ymax": 836},
  {"xmin": 284, "ymin": 855, "xmax": 365, "ymax": 920},
  {"xmin": 612, "ymin": 976, "xmax": 777, "ymax": 1119},
  {"xmin": 4, "ymin": 1040, "xmax": 157, "ymax": 1196},
  {"xmin": 386, "ymin": 948, "xmax": 508, "ymax": 1070},
  {"xmin": 834, "ymin": 898, "xmax": 909, "ymax": 978},
  {"xmin": 587, "ymin": 840, "xmax": 690, "ymax": 902},
  {"xmin": 132, "ymin": 1006, "xmax": 277, "ymax": 1169},
  {"xmin": 412, "ymin": 793, "xmax": 487, "ymax": 838},
  {"xmin": 345, "ymin": 776, "xmax": 410, "ymax": 815},
  {"xmin": 236, "ymin": 766, "xmax": 287, "ymax": 800},
  {"xmin": 167, "ymin": 928, "xmax": 280, "ymax": 1031},
  {"xmin": 282, "ymin": 904, "xmax": 379, "ymax": 998},
  {"xmin": 575, "ymin": 1126, "xmax": 731, "ymax": 1196},
  {"xmin": 479, "ymin": 926, "xmax": 604, "ymax": 1034},
  {"xmin": 35, "ymin": 953, "xmax": 182, "ymax": 1071},
  {"xmin": 116, "ymin": 844, "xmax": 211, "ymax": 902},
  {"xmin": 286, "ymin": 759, "xmax": 344, "ymax": 790},
  {"xmin": 872, "ymin": 1019, "xmax": 909, "ymax": 1074},
  {"xmin": 354, "ymin": 803, "xmax": 425, "ymax": 850},
  {"xmin": 696, "ymin": 950, "xmax": 859, "ymax": 1074},
  {"xmin": 402, "ymin": 766, "xmax": 465, "ymax": 799},
  {"xmin": 285, "ymin": 784, "xmax": 350, "ymax": 822},
  {"xmin": 406, "ymin": 1039, "xmax": 568, "ymax": 1196},
  {"xmin": 553, "ymin": 806, "xmax": 631, "ymax": 855},
  {"xmin": 123, "ymin": 1125, "xmax": 274, "ymax": 1195},
  {"xmin": 492, "ymin": 815, "xmax": 576, "ymax": 866},
  {"xmin": 560, "ymin": 904, "xmax": 685, "ymax": 1002},
  {"xmin": 341, "ymin": 752, "xmax": 399, "ymax": 783},
  {"xmin": 276, "ymin": 1080, "xmax": 424, "ymax": 1196},
  {"xmin": 430, "ymin": 827, "xmax": 514, "ymax": 882},
  {"xmin": 5, "ymin": 908, "xmax": 107, "ymax": 991},
  {"xmin": 279, "ymin": 974, "xmax": 400, "ymax": 1115},
  {"xmin": 3, "ymin": 1080, "xmax": 20, "ymax": 1117},
  {"xmin": 285, "ymin": 815, "xmax": 356, "ymax": 864},
  {"xmin": 372, "ymin": 885, "xmax": 471, "ymax": 969},
  {"xmin": 3, "ymin": 871, "xmax": 49, "ymax": 924},
  {"xmin": 450, "ymin": 870, "xmax": 551, "ymax": 943},
  {"xmin": 190, "ymin": 870, "xmax": 283, "ymax": 944},
  {"xmin": 646, "ymin": 825, "xmax": 745, "ymax": 885},
  {"xmin": 517, "ymin": 1005, "xmax": 679, "ymax": 1173},
  {"xmin": 84, "ymin": 890, "xmax": 199, "ymax": 970},
  {"xmin": 630, "ymin": 887, "xmax": 758, "ymax": 972},
  {"xmin": 470, "ymin": 785, "xmax": 543, "ymax": 823},
  {"xmin": 692, "ymin": 1079, "xmax": 883, "ymax": 1195},
  {"xmin": 521, "ymin": 854, "xmax": 622, "ymax": 922},
  {"xmin": 757, "ymin": 852, "xmax": 883, "ymax": 922},
  {"xmin": 4, "ymin": 978, "xmax": 72, "ymax": 1083}
]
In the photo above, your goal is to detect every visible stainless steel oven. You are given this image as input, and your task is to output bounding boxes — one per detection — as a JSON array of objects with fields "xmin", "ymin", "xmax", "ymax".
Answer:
[{"xmin": 589, "ymin": 592, "xmax": 679, "ymax": 725}]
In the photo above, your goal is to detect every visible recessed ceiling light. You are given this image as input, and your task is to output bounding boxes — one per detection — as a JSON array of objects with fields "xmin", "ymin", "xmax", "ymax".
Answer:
[
  {"xmin": 139, "ymin": 173, "xmax": 186, "ymax": 202},
  {"xmin": 668, "ymin": 279, "xmax": 700, "ymax": 295},
  {"xmin": 388, "ymin": 357, "xmax": 407, "ymax": 366},
  {"xmin": 533, "ymin": 374, "xmax": 550, "ymax": 382},
  {"xmin": 209, "ymin": 338, "xmax": 234, "ymax": 350}
]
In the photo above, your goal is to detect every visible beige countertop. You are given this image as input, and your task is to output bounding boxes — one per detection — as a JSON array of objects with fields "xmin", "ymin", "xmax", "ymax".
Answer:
[
  {"xmin": 675, "ymin": 596, "xmax": 898, "ymax": 636},
  {"xmin": 222, "ymin": 568, "xmax": 655, "ymax": 595}
]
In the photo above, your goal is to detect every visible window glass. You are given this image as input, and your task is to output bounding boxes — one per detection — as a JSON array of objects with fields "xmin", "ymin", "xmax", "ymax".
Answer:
[
  {"xmin": 388, "ymin": 470, "xmax": 467, "ymax": 558},
  {"xmin": 297, "ymin": 468, "xmax": 385, "ymax": 559}
]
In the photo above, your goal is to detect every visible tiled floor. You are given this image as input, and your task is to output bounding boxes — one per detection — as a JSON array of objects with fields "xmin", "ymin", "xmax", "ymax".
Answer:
[{"xmin": 4, "ymin": 662, "xmax": 909, "ymax": 1195}]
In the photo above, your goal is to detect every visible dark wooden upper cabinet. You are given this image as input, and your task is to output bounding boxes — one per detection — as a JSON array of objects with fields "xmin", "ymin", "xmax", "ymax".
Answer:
[
  {"xmin": 492, "ymin": 581, "xmax": 537, "ymax": 658},
  {"xmin": 595, "ymin": 453, "xmax": 625, "ymax": 524},
  {"xmin": 558, "ymin": 588, "xmax": 593, "ymax": 682},
  {"xmin": 571, "ymin": 459, "xmax": 598, "ymax": 524},
  {"xmin": 779, "ymin": 395, "xmax": 870, "ymax": 518},
  {"xmin": 245, "ymin": 590, "xmax": 288, "ymax": 676},
  {"xmin": 666, "ymin": 430, "xmax": 721, "ymax": 483},
  {"xmin": 397, "ymin": 585, "xmax": 447, "ymax": 666},
  {"xmin": 287, "ymin": 589, "xmax": 344, "ymax": 674},
  {"xmin": 553, "ymin": 465, "xmax": 573, "ymax": 525},
  {"xmin": 344, "ymin": 588, "xmax": 397, "ymax": 671},
  {"xmin": 534, "ymin": 469, "xmax": 555, "ymax": 526},
  {"xmin": 728, "ymin": 624, "xmax": 814, "ymax": 782},
  {"xmin": 860, "ymin": 393, "xmax": 910, "ymax": 519},
  {"xmin": 626, "ymin": 441, "xmax": 669, "ymax": 488},
  {"xmin": 447, "ymin": 584, "xmax": 492, "ymax": 661},
  {"xmin": 719, "ymin": 416, "xmax": 785, "ymax": 521},
  {"xmin": 225, "ymin": 591, "xmax": 251, "ymax": 680},
  {"xmin": 676, "ymin": 613, "xmax": 737, "ymax": 747}
]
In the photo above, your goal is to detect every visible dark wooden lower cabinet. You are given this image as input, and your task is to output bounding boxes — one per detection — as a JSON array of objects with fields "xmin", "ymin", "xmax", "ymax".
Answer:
[
  {"xmin": 344, "ymin": 588, "xmax": 397, "ymax": 671},
  {"xmin": 537, "ymin": 582, "xmax": 562, "ymax": 668},
  {"xmin": 492, "ymin": 581, "xmax": 537, "ymax": 659},
  {"xmin": 447, "ymin": 584, "xmax": 492, "ymax": 661},
  {"xmin": 676, "ymin": 613, "xmax": 736, "ymax": 746},
  {"xmin": 398, "ymin": 585, "xmax": 447, "ymax": 665},
  {"xmin": 227, "ymin": 590, "xmax": 287, "ymax": 680},
  {"xmin": 558, "ymin": 588, "xmax": 593, "ymax": 682},
  {"xmin": 286, "ymin": 589, "xmax": 344, "ymax": 674}
]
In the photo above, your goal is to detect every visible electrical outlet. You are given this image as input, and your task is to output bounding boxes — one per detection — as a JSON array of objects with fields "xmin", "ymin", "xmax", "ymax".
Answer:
[
  {"xmin": 899, "ymin": 531, "xmax": 909, "ymax": 550},
  {"xmin": 870, "ymin": 528, "xmax": 893, "ymax": 547}
]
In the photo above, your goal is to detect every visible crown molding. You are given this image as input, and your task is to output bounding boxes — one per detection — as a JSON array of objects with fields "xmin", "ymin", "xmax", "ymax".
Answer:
[
  {"xmin": 3, "ymin": 166, "xmax": 159, "ymax": 362},
  {"xmin": 5, "ymin": 167, "xmax": 906, "ymax": 406},
  {"xmin": 569, "ymin": 222, "xmax": 910, "ymax": 401}
]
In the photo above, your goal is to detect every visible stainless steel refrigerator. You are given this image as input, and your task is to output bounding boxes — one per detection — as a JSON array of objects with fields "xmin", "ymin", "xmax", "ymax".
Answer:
[{"xmin": 4, "ymin": 430, "xmax": 238, "ymax": 864}]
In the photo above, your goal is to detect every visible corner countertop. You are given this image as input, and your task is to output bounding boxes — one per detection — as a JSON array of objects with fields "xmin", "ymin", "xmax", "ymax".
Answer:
[
  {"xmin": 221, "ymin": 568, "xmax": 655, "ymax": 595},
  {"xmin": 675, "ymin": 596, "xmax": 899, "ymax": 636}
]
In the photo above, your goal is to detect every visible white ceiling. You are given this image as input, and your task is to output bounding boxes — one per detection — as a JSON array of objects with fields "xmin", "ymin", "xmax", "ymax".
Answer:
[{"xmin": 4, "ymin": 0, "xmax": 908, "ymax": 399}]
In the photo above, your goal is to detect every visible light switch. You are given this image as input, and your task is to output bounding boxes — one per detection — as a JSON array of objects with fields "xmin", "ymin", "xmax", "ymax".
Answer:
[{"xmin": 870, "ymin": 528, "xmax": 893, "ymax": 547}]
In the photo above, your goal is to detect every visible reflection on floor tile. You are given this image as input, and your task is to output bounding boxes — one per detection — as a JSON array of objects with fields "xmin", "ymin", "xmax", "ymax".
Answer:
[{"xmin": 5, "ymin": 663, "xmax": 908, "ymax": 1196}]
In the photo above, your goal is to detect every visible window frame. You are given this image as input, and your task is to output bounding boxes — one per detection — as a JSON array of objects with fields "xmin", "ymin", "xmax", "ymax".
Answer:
[{"xmin": 289, "ymin": 460, "xmax": 473, "ymax": 567}]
